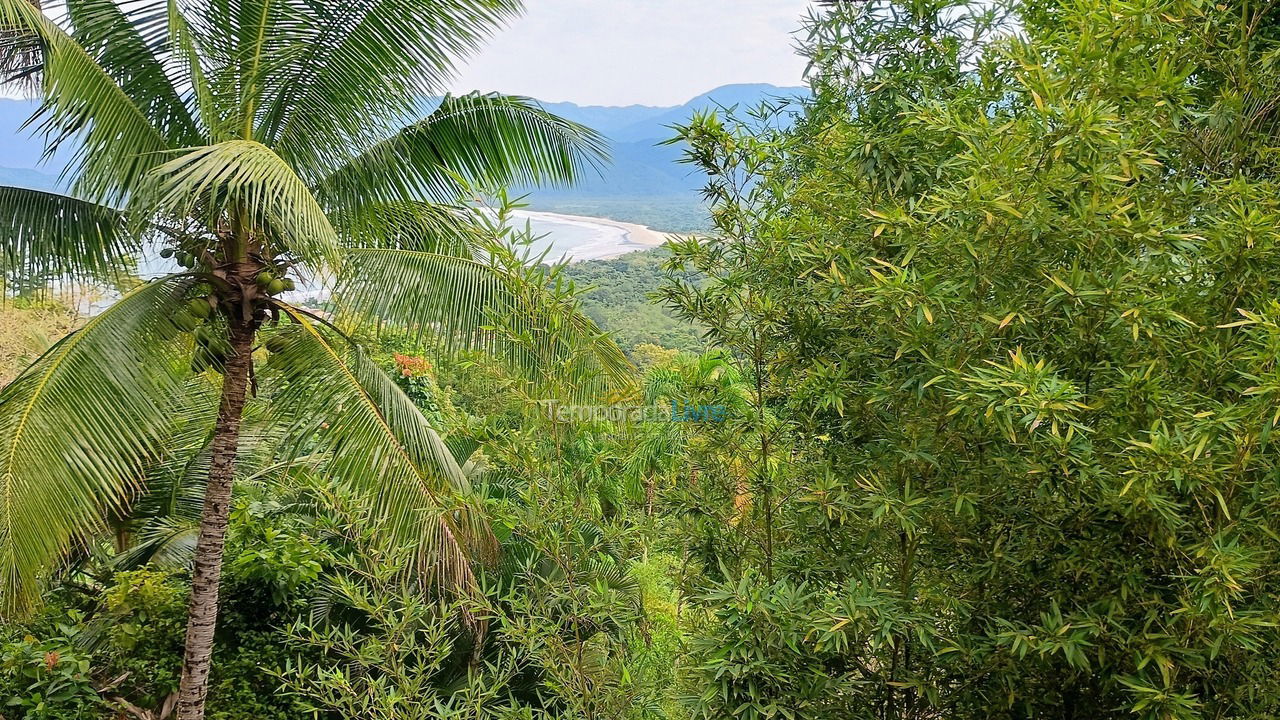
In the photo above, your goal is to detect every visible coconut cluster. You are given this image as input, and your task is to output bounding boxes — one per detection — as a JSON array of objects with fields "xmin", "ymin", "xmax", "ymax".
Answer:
[
  {"xmin": 166, "ymin": 295, "xmax": 228, "ymax": 373},
  {"xmin": 255, "ymin": 270, "xmax": 296, "ymax": 295},
  {"xmin": 159, "ymin": 245, "xmax": 207, "ymax": 271},
  {"xmin": 158, "ymin": 241, "xmax": 299, "ymax": 374}
]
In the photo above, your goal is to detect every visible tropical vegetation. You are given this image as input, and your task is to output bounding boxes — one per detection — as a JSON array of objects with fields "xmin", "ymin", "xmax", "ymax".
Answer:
[
  {"xmin": 4, "ymin": 0, "xmax": 1280, "ymax": 718},
  {"xmin": 0, "ymin": 0, "xmax": 628, "ymax": 717},
  {"xmin": 564, "ymin": 248, "xmax": 706, "ymax": 356}
]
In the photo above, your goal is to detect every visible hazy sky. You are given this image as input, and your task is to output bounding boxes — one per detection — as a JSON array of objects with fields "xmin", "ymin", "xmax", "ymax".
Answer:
[{"xmin": 451, "ymin": 0, "xmax": 817, "ymax": 107}]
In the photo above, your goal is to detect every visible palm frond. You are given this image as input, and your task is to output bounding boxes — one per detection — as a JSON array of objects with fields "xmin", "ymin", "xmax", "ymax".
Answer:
[
  {"xmin": 0, "ymin": 0, "xmax": 169, "ymax": 203},
  {"xmin": 178, "ymin": 0, "xmax": 293, "ymax": 142},
  {"xmin": 334, "ymin": 248, "xmax": 495, "ymax": 348},
  {"xmin": 315, "ymin": 93, "xmax": 608, "ymax": 212},
  {"xmin": 255, "ymin": 0, "xmax": 521, "ymax": 180},
  {"xmin": 65, "ymin": 0, "xmax": 200, "ymax": 145},
  {"xmin": 132, "ymin": 140, "xmax": 341, "ymax": 267},
  {"xmin": 333, "ymin": 247, "xmax": 635, "ymax": 401},
  {"xmin": 0, "ymin": 0, "xmax": 41, "ymax": 87},
  {"xmin": 262, "ymin": 308, "xmax": 496, "ymax": 593},
  {"xmin": 110, "ymin": 377, "xmax": 219, "ymax": 571},
  {"xmin": 0, "ymin": 184, "xmax": 137, "ymax": 282},
  {"xmin": 165, "ymin": 0, "xmax": 220, "ymax": 140},
  {"xmin": 114, "ymin": 515, "xmax": 198, "ymax": 570},
  {"xmin": 335, "ymin": 201, "xmax": 479, "ymax": 255},
  {"xmin": 627, "ymin": 421, "xmax": 682, "ymax": 478},
  {"xmin": 0, "ymin": 275, "xmax": 194, "ymax": 614}
]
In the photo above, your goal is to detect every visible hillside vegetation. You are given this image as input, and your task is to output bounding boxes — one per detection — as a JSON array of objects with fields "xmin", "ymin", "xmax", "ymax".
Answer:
[
  {"xmin": 0, "ymin": 297, "xmax": 79, "ymax": 384},
  {"xmin": 565, "ymin": 248, "xmax": 706, "ymax": 354},
  {"xmin": 4, "ymin": 0, "xmax": 1280, "ymax": 719}
]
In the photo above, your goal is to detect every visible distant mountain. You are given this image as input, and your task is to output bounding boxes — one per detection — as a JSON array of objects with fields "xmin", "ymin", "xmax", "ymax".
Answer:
[
  {"xmin": 0, "ymin": 83, "xmax": 810, "ymax": 231},
  {"xmin": 532, "ymin": 101, "xmax": 669, "ymax": 138},
  {"xmin": 612, "ymin": 83, "xmax": 807, "ymax": 142},
  {"xmin": 0, "ymin": 166, "xmax": 59, "ymax": 191},
  {"xmin": 538, "ymin": 83, "xmax": 807, "ymax": 143},
  {"xmin": 520, "ymin": 84, "xmax": 809, "ymax": 230}
]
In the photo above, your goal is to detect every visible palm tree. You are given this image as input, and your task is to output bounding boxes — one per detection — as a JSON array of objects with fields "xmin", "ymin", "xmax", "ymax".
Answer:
[{"xmin": 0, "ymin": 0, "xmax": 631, "ymax": 716}]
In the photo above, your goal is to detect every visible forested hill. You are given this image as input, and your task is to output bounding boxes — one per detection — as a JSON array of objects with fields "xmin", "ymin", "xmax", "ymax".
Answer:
[
  {"xmin": 563, "ymin": 248, "xmax": 705, "ymax": 355},
  {"xmin": 519, "ymin": 83, "xmax": 808, "ymax": 231}
]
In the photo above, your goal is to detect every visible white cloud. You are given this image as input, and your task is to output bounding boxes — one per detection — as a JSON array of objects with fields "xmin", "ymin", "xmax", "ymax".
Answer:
[{"xmin": 451, "ymin": 0, "xmax": 816, "ymax": 107}]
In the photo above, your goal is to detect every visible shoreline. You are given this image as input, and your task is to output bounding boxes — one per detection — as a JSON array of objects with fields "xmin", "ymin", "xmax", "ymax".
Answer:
[{"xmin": 516, "ymin": 209, "xmax": 670, "ymax": 261}]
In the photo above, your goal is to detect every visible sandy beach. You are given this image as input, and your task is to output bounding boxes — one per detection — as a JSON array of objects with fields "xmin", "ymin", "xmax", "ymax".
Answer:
[{"xmin": 515, "ymin": 209, "xmax": 670, "ymax": 262}]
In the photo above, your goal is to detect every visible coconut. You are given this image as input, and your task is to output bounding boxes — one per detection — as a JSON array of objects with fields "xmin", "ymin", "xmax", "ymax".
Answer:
[
  {"xmin": 188, "ymin": 298, "xmax": 213, "ymax": 318},
  {"xmin": 264, "ymin": 335, "xmax": 290, "ymax": 354},
  {"xmin": 256, "ymin": 271, "xmax": 274, "ymax": 288},
  {"xmin": 267, "ymin": 278, "xmax": 286, "ymax": 294},
  {"xmin": 172, "ymin": 311, "xmax": 199, "ymax": 332}
]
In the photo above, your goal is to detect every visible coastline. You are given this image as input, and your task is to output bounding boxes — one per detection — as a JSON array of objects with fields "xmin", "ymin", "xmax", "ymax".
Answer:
[{"xmin": 517, "ymin": 209, "xmax": 670, "ymax": 261}]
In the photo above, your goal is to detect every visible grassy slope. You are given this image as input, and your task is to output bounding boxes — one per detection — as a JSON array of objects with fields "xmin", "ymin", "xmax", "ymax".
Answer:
[{"xmin": 0, "ymin": 298, "xmax": 80, "ymax": 385}]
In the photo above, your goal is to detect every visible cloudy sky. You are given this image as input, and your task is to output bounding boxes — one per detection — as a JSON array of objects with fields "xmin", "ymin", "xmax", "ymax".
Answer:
[{"xmin": 451, "ymin": 0, "xmax": 816, "ymax": 107}]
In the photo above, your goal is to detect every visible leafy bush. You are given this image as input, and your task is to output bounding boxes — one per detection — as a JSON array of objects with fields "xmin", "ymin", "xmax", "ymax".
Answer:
[
  {"xmin": 227, "ymin": 499, "xmax": 331, "ymax": 606},
  {"xmin": 0, "ymin": 629, "xmax": 102, "ymax": 720},
  {"xmin": 98, "ymin": 569, "xmax": 187, "ymax": 709}
]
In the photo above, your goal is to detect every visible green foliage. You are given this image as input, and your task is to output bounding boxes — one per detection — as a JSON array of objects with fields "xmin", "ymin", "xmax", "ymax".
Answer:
[
  {"xmin": 0, "ymin": 628, "xmax": 101, "ymax": 719},
  {"xmin": 99, "ymin": 570, "xmax": 187, "ymax": 707},
  {"xmin": 564, "ymin": 249, "xmax": 706, "ymax": 355},
  {"xmin": 659, "ymin": 0, "xmax": 1280, "ymax": 718},
  {"xmin": 0, "ymin": 0, "xmax": 640, "ymax": 714},
  {"xmin": 0, "ymin": 277, "xmax": 196, "ymax": 613},
  {"xmin": 320, "ymin": 93, "xmax": 608, "ymax": 211},
  {"xmin": 203, "ymin": 627, "xmax": 308, "ymax": 720},
  {"xmin": 0, "ymin": 323, "xmax": 702, "ymax": 719},
  {"xmin": 226, "ymin": 501, "xmax": 330, "ymax": 606},
  {"xmin": 334, "ymin": 197, "xmax": 638, "ymax": 404},
  {"xmin": 686, "ymin": 574, "xmax": 840, "ymax": 720},
  {"xmin": 13, "ymin": 0, "xmax": 1280, "ymax": 717},
  {"xmin": 0, "ymin": 186, "xmax": 130, "ymax": 284},
  {"xmin": 276, "ymin": 551, "xmax": 506, "ymax": 720},
  {"xmin": 0, "ymin": 0, "xmax": 627, "ymax": 624}
]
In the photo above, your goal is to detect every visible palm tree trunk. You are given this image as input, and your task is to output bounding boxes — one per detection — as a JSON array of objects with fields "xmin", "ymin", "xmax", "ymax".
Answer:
[{"xmin": 177, "ymin": 317, "xmax": 257, "ymax": 720}]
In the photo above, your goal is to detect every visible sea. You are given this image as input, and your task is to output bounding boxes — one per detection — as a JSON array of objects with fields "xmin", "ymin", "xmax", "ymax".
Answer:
[
  {"xmin": 98, "ymin": 211, "xmax": 649, "ymax": 314},
  {"xmin": 510, "ymin": 211, "xmax": 643, "ymax": 263}
]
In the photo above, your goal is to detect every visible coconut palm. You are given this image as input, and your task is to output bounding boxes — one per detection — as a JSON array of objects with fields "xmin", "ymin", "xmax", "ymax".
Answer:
[{"xmin": 0, "ymin": 0, "xmax": 631, "ymax": 716}]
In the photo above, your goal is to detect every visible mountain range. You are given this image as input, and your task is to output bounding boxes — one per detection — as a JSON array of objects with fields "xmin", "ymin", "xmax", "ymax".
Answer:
[{"xmin": 0, "ymin": 82, "xmax": 808, "ymax": 231}]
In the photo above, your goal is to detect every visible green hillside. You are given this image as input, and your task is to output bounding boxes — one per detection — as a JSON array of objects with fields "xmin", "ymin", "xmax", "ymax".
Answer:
[{"xmin": 564, "ymin": 248, "xmax": 706, "ymax": 354}]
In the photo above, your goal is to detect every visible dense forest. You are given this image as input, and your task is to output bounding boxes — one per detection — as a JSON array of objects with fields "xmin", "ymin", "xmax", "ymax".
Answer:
[
  {"xmin": 3, "ymin": 0, "xmax": 1280, "ymax": 718},
  {"xmin": 564, "ymin": 249, "xmax": 706, "ymax": 355}
]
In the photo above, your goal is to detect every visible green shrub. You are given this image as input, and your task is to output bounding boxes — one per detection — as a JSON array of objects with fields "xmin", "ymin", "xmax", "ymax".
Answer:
[
  {"xmin": 100, "ymin": 569, "xmax": 187, "ymax": 711},
  {"xmin": 0, "ymin": 626, "xmax": 103, "ymax": 720}
]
